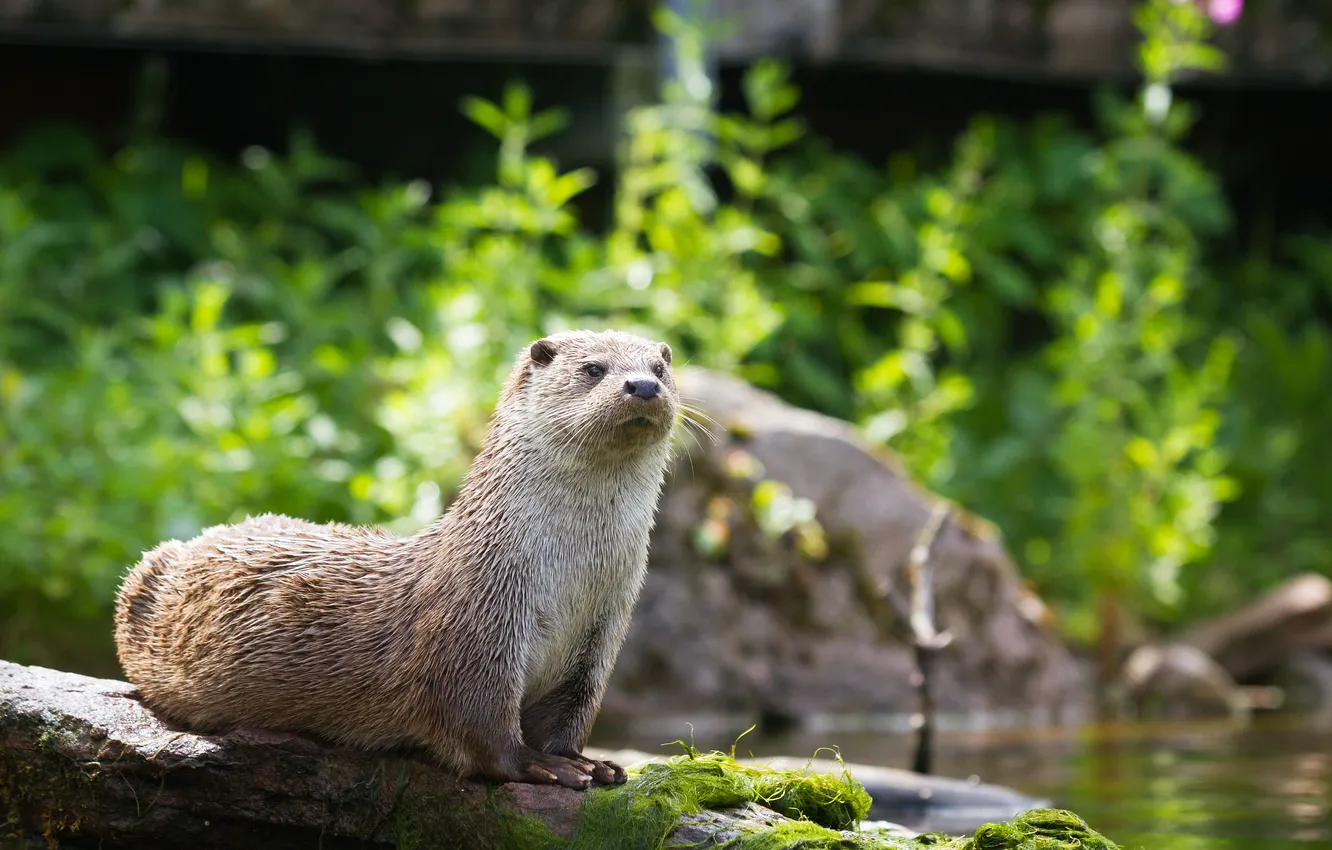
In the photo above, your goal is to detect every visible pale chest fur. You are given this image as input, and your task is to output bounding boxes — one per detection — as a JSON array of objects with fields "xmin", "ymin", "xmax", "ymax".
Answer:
[{"xmin": 518, "ymin": 459, "xmax": 664, "ymax": 704}]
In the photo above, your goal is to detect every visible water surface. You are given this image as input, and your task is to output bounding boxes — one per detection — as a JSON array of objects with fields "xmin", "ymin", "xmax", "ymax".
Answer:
[{"xmin": 592, "ymin": 713, "xmax": 1332, "ymax": 848}]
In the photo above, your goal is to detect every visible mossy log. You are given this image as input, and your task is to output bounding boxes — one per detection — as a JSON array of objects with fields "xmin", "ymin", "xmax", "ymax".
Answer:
[{"xmin": 1, "ymin": 661, "xmax": 1119, "ymax": 849}]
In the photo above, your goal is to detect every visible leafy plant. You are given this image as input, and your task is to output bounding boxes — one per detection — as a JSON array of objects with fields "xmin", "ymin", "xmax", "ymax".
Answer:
[{"xmin": 1039, "ymin": 0, "xmax": 1240, "ymax": 670}]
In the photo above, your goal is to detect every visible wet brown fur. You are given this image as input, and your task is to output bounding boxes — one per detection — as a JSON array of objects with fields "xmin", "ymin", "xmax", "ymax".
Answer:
[{"xmin": 113, "ymin": 330, "xmax": 680, "ymax": 789}]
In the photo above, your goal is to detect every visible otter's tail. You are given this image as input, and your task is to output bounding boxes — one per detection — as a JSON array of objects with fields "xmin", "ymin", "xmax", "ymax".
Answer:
[{"xmin": 112, "ymin": 541, "xmax": 186, "ymax": 681}]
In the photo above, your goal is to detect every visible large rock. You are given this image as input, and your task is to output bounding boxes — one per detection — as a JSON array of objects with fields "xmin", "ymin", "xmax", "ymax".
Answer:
[
  {"xmin": 601, "ymin": 367, "xmax": 1087, "ymax": 727},
  {"xmin": 1270, "ymin": 651, "xmax": 1332, "ymax": 717}
]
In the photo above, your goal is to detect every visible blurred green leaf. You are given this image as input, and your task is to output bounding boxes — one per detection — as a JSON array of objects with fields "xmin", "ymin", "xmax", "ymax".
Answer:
[{"xmin": 460, "ymin": 96, "xmax": 508, "ymax": 139}]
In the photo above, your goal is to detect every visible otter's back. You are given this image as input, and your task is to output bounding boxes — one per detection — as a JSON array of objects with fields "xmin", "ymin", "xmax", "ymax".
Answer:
[{"xmin": 113, "ymin": 513, "xmax": 407, "ymax": 739}]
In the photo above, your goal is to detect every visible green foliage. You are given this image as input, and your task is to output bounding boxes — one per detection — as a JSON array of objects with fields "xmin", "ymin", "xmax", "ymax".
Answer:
[
  {"xmin": 0, "ymin": 129, "xmax": 422, "ymax": 666},
  {"xmin": 605, "ymin": 15, "xmax": 791, "ymax": 376},
  {"xmin": 1040, "ymin": 0, "xmax": 1241, "ymax": 631},
  {"xmin": 1185, "ymin": 236, "xmax": 1332, "ymax": 619},
  {"xmin": 2, "ymin": 0, "xmax": 1331, "ymax": 670},
  {"xmin": 851, "ymin": 119, "xmax": 992, "ymax": 488}
]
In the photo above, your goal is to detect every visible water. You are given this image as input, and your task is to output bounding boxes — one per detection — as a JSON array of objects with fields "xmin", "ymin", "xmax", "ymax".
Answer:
[{"xmin": 591, "ymin": 713, "xmax": 1332, "ymax": 848}]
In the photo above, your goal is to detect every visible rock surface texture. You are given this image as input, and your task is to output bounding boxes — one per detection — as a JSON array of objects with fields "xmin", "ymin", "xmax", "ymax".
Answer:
[{"xmin": 601, "ymin": 367, "xmax": 1088, "ymax": 726}]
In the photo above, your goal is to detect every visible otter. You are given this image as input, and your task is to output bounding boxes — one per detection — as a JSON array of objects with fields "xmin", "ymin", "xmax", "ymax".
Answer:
[{"xmin": 113, "ymin": 329, "xmax": 680, "ymax": 790}]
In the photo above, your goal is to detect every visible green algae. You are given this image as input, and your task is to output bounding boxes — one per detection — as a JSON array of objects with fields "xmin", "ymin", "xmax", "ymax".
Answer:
[
  {"xmin": 733, "ymin": 818, "xmax": 916, "ymax": 850},
  {"xmin": 712, "ymin": 808, "xmax": 1119, "ymax": 850},
  {"xmin": 566, "ymin": 743, "xmax": 871, "ymax": 850},
  {"xmin": 934, "ymin": 809, "xmax": 1119, "ymax": 850},
  {"xmin": 1, "ymin": 715, "xmax": 99, "ymax": 846},
  {"xmin": 491, "ymin": 783, "xmax": 565, "ymax": 850},
  {"xmin": 389, "ymin": 767, "xmax": 563, "ymax": 850}
]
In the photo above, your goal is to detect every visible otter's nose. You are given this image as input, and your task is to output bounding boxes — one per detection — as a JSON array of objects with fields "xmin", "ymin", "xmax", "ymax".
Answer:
[{"xmin": 624, "ymin": 378, "xmax": 662, "ymax": 400}]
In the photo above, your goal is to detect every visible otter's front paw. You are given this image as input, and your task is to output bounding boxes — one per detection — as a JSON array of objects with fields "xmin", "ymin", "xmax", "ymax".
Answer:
[
  {"xmin": 515, "ymin": 753, "xmax": 595, "ymax": 790},
  {"xmin": 590, "ymin": 758, "xmax": 627, "ymax": 785},
  {"xmin": 553, "ymin": 750, "xmax": 628, "ymax": 785}
]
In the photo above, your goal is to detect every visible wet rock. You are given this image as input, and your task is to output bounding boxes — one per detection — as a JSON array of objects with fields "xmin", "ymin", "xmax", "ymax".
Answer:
[
  {"xmin": 602, "ymin": 367, "xmax": 1087, "ymax": 726},
  {"xmin": 1182, "ymin": 573, "xmax": 1332, "ymax": 683},
  {"xmin": 1116, "ymin": 643, "xmax": 1247, "ymax": 721}
]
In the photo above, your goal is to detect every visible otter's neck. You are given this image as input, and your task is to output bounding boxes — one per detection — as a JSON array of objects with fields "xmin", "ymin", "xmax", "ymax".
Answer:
[{"xmin": 414, "ymin": 421, "xmax": 672, "ymax": 566}]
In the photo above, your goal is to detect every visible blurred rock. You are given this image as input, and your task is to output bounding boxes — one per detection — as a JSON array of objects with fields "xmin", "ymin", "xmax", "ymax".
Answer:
[
  {"xmin": 1116, "ymin": 643, "xmax": 1246, "ymax": 722},
  {"xmin": 1270, "ymin": 651, "xmax": 1332, "ymax": 717},
  {"xmin": 1182, "ymin": 573, "xmax": 1332, "ymax": 683},
  {"xmin": 601, "ymin": 367, "xmax": 1088, "ymax": 726}
]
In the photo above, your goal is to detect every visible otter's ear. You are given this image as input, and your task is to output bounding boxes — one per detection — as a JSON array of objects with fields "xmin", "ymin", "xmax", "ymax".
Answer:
[
  {"xmin": 530, "ymin": 338, "xmax": 558, "ymax": 367},
  {"xmin": 659, "ymin": 343, "xmax": 673, "ymax": 365}
]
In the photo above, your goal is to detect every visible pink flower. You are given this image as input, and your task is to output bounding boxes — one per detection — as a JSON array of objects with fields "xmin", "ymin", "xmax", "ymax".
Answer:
[{"xmin": 1207, "ymin": 0, "xmax": 1243, "ymax": 25}]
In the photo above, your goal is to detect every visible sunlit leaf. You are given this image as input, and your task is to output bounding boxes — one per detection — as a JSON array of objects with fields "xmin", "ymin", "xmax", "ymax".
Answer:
[{"xmin": 459, "ymin": 96, "xmax": 508, "ymax": 138}]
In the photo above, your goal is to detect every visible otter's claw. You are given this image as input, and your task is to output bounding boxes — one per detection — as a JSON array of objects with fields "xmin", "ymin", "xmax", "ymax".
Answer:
[
  {"xmin": 553, "ymin": 750, "xmax": 628, "ymax": 786},
  {"xmin": 518, "ymin": 754, "xmax": 594, "ymax": 790}
]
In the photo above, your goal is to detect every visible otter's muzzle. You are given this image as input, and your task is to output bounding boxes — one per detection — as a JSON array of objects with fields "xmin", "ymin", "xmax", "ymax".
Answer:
[{"xmin": 623, "ymin": 377, "xmax": 663, "ymax": 400}]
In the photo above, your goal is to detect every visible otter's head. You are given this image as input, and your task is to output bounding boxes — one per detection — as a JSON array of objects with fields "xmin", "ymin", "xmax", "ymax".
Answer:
[{"xmin": 504, "ymin": 330, "xmax": 680, "ymax": 464}]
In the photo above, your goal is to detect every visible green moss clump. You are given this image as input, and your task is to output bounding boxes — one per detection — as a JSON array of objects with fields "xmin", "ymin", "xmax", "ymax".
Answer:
[
  {"xmin": 893, "ymin": 809, "xmax": 1119, "ymax": 850},
  {"xmin": 954, "ymin": 809, "xmax": 1117, "ymax": 850},
  {"xmin": 737, "ymin": 818, "xmax": 924, "ymax": 850},
  {"xmin": 567, "ymin": 745, "xmax": 871, "ymax": 850},
  {"xmin": 750, "ymin": 760, "xmax": 870, "ymax": 830}
]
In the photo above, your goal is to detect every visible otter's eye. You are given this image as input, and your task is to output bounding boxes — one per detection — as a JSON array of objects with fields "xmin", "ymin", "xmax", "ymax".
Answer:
[
  {"xmin": 583, "ymin": 363, "xmax": 606, "ymax": 380},
  {"xmin": 652, "ymin": 363, "xmax": 665, "ymax": 379}
]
